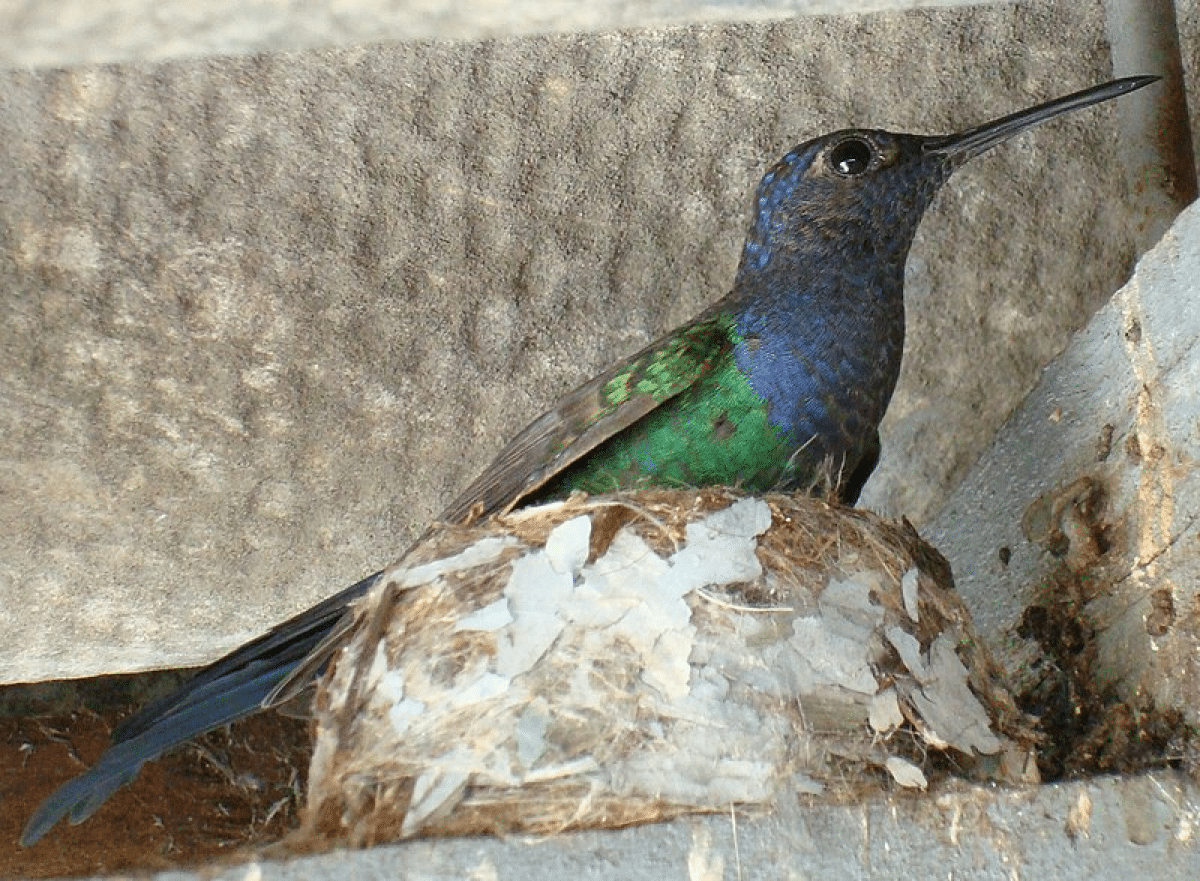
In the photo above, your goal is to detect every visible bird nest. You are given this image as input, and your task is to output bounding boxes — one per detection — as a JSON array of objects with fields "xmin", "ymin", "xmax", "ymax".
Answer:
[{"xmin": 297, "ymin": 488, "xmax": 1036, "ymax": 848}]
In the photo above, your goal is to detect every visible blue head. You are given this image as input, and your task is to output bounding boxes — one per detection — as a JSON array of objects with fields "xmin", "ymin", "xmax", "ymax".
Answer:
[
  {"xmin": 726, "ymin": 77, "xmax": 1157, "ymax": 483},
  {"xmin": 737, "ymin": 129, "xmax": 950, "ymax": 287},
  {"xmin": 737, "ymin": 76, "xmax": 1157, "ymax": 290}
]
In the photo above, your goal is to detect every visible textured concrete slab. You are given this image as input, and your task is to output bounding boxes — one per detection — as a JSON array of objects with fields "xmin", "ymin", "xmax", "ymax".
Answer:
[
  {"xmin": 929, "ymin": 198, "xmax": 1200, "ymax": 736},
  {"xmin": 88, "ymin": 771, "xmax": 1200, "ymax": 881},
  {"xmin": 0, "ymin": 1, "xmax": 994, "ymax": 68},
  {"xmin": 0, "ymin": 2, "xmax": 1163, "ymax": 682}
]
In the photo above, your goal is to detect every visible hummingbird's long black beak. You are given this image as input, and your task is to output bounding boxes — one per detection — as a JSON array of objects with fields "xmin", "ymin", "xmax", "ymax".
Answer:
[{"xmin": 925, "ymin": 76, "xmax": 1159, "ymax": 164}]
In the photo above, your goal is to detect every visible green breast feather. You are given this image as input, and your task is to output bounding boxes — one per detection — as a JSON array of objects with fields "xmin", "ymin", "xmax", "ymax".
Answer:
[
  {"xmin": 440, "ymin": 315, "xmax": 802, "ymax": 523},
  {"xmin": 537, "ymin": 323, "xmax": 799, "ymax": 499}
]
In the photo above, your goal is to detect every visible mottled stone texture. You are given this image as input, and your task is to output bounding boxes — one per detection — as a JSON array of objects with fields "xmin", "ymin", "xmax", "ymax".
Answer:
[
  {"xmin": 0, "ymin": 3, "xmax": 1148, "ymax": 680},
  {"xmin": 0, "ymin": 1, "xmax": 989, "ymax": 68},
  {"xmin": 930, "ymin": 201, "xmax": 1200, "ymax": 751}
]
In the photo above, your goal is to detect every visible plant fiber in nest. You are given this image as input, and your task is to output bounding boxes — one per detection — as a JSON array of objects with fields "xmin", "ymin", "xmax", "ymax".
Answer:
[{"xmin": 298, "ymin": 488, "xmax": 1036, "ymax": 848}]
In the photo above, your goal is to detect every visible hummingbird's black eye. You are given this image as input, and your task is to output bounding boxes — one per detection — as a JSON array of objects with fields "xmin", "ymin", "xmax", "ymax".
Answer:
[{"xmin": 828, "ymin": 138, "xmax": 873, "ymax": 176}]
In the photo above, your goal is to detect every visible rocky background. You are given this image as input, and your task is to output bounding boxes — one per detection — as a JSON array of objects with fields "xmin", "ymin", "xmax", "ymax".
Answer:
[{"xmin": 4, "ymin": 0, "xmax": 1190, "ymax": 681}]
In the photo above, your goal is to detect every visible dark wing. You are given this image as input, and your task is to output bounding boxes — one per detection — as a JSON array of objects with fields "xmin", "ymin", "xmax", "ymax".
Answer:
[
  {"xmin": 265, "ymin": 314, "xmax": 734, "ymax": 704},
  {"xmin": 22, "ymin": 314, "xmax": 732, "ymax": 846},
  {"xmin": 20, "ymin": 570, "xmax": 379, "ymax": 846},
  {"xmin": 838, "ymin": 429, "xmax": 880, "ymax": 505},
  {"xmin": 109, "ymin": 577, "xmax": 374, "ymax": 744},
  {"xmin": 439, "ymin": 315, "xmax": 734, "ymax": 523}
]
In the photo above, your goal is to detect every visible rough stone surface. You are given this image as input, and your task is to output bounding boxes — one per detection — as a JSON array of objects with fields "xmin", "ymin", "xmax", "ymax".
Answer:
[
  {"xmin": 0, "ymin": 1, "xmax": 992, "ymax": 68},
  {"xmin": 0, "ymin": 3, "xmax": 1162, "ymax": 681},
  {"xmin": 929, "ymin": 200, "xmax": 1200, "ymax": 734},
  {"xmin": 131, "ymin": 771, "xmax": 1200, "ymax": 880}
]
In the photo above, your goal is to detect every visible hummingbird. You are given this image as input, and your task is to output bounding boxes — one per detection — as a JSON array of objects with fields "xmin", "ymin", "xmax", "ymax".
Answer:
[{"xmin": 21, "ymin": 75, "xmax": 1156, "ymax": 846}]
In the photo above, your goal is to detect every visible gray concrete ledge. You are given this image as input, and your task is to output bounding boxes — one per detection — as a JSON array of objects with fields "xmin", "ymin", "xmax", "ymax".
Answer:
[
  {"xmin": 131, "ymin": 771, "xmax": 1199, "ymax": 881},
  {"xmin": 1, "ymin": 1, "xmax": 995, "ymax": 69},
  {"xmin": 930, "ymin": 198, "xmax": 1200, "ymax": 736}
]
